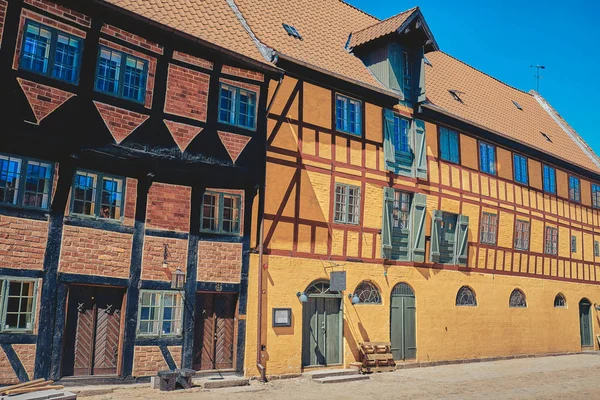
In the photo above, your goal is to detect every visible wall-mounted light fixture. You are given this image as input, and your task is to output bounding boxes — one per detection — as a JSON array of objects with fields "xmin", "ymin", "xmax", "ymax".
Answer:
[
  {"xmin": 595, "ymin": 303, "xmax": 600, "ymax": 311},
  {"xmin": 296, "ymin": 292, "xmax": 308, "ymax": 303},
  {"xmin": 171, "ymin": 266, "xmax": 185, "ymax": 290},
  {"xmin": 348, "ymin": 293, "xmax": 360, "ymax": 305}
]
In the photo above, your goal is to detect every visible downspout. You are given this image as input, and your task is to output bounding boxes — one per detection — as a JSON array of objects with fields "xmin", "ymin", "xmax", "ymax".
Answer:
[{"xmin": 257, "ymin": 74, "xmax": 284, "ymax": 382}]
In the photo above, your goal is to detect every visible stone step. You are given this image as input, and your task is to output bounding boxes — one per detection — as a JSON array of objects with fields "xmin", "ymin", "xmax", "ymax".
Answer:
[
  {"xmin": 192, "ymin": 376, "xmax": 250, "ymax": 389},
  {"xmin": 303, "ymin": 368, "xmax": 360, "ymax": 380},
  {"xmin": 313, "ymin": 375, "xmax": 370, "ymax": 384}
]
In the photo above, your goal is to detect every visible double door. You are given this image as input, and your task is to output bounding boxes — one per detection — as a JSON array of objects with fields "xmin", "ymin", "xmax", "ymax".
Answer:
[
  {"xmin": 580, "ymin": 300, "xmax": 593, "ymax": 347},
  {"xmin": 62, "ymin": 286, "xmax": 124, "ymax": 377},
  {"xmin": 302, "ymin": 297, "xmax": 342, "ymax": 367},
  {"xmin": 193, "ymin": 293, "xmax": 237, "ymax": 370},
  {"xmin": 390, "ymin": 283, "xmax": 416, "ymax": 360}
]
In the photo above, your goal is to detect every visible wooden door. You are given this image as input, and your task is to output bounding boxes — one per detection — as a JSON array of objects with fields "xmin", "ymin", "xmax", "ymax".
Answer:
[
  {"xmin": 580, "ymin": 300, "xmax": 592, "ymax": 347},
  {"xmin": 302, "ymin": 297, "xmax": 341, "ymax": 367},
  {"xmin": 62, "ymin": 286, "xmax": 124, "ymax": 377},
  {"xmin": 390, "ymin": 283, "xmax": 416, "ymax": 360},
  {"xmin": 193, "ymin": 293, "xmax": 237, "ymax": 371}
]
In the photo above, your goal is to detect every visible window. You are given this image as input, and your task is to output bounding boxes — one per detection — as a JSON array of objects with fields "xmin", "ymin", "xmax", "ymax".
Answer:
[
  {"xmin": 479, "ymin": 212, "xmax": 498, "ymax": 245},
  {"xmin": 543, "ymin": 165, "xmax": 556, "ymax": 194},
  {"xmin": 354, "ymin": 281, "xmax": 381, "ymax": 304},
  {"xmin": 201, "ymin": 191, "xmax": 241, "ymax": 234},
  {"xmin": 71, "ymin": 170, "xmax": 124, "ymax": 220},
  {"xmin": 392, "ymin": 191, "xmax": 411, "ymax": 229},
  {"xmin": 334, "ymin": 183, "xmax": 360, "ymax": 224},
  {"xmin": 512, "ymin": 100, "xmax": 523, "ymax": 111},
  {"xmin": 282, "ymin": 23, "xmax": 302, "ymax": 40},
  {"xmin": 0, "ymin": 279, "xmax": 37, "ymax": 332},
  {"xmin": 595, "ymin": 241, "xmax": 600, "ymax": 257},
  {"xmin": 554, "ymin": 293, "xmax": 566, "ymax": 308},
  {"xmin": 19, "ymin": 20, "xmax": 82, "ymax": 84},
  {"xmin": 514, "ymin": 220, "xmax": 530, "ymax": 251},
  {"xmin": 509, "ymin": 289, "xmax": 527, "ymax": 308},
  {"xmin": 439, "ymin": 127, "xmax": 459, "ymax": 164},
  {"xmin": 513, "ymin": 154, "xmax": 528, "ymax": 185},
  {"xmin": 592, "ymin": 184, "xmax": 600, "ymax": 208},
  {"xmin": 448, "ymin": 89, "xmax": 463, "ymax": 103},
  {"xmin": 218, "ymin": 83, "xmax": 257, "ymax": 130},
  {"xmin": 569, "ymin": 176, "xmax": 580, "ymax": 202},
  {"xmin": 0, "ymin": 154, "xmax": 53, "ymax": 210},
  {"xmin": 456, "ymin": 286, "xmax": 477, "ymax": 306},
  {"xmin": 438, "ymin": 212, "xmax": 458, "ymax": 264},
  {"xmin": 392, "ymin": 115, "xmax": 411, "ymax": 154},
  {"xmin": 571, "ymin": 236, "xmax": 577, "ymax": 253},
  {"xmin": 137, "ymin": 291, "xmax": 182, "ymax": 337},
  {"xmin": 479, "ymin": 142, "xmax": 496, "ymax": 175},
  {"xmin": 95, "ymin": 46, "xmax": 148, "ymax": 103},
  {"xmin": 336, "ymin": 95, "xmax": 362, "ymax": 136},
  {"xmin": 544, "ymin": 226, "xmax": 558, "ymax": 255}
]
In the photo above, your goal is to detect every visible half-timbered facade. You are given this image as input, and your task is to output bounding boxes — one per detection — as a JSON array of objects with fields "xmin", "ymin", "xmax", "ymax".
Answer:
[{"xmin": 0, "ymin": 0, "xmax": 278, "ymax": 383}]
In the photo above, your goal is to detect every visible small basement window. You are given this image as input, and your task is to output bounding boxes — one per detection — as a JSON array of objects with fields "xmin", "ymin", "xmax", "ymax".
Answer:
[
  {"xmin": 512, "ymin": 100, "xmax": 523, "ymax": 110},
  {"xmin": 448, "ymin": 90, "xmax": 463, "ymax": 103},
  {"xmin": 283, "ymin": 24, "xmax": 302, "ymax": 40}
]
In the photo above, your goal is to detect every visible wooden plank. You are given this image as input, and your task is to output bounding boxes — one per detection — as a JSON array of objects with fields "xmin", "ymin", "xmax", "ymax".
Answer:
[
  {"xmin": 0, "ymin": 378, "xmax": 46, "ymax": 395},
  {"xmin": 6, "ymin": 385, "xmax": 64, "ymax": 395},
  {"xmin": 365, "ymin": 354, "xmax": 394, "ymax": 361}
]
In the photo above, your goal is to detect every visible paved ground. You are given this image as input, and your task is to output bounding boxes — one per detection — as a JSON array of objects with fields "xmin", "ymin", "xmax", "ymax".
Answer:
[{"xmin": 78, "ymin": 354, "xmax": 600, "ymax": 399}]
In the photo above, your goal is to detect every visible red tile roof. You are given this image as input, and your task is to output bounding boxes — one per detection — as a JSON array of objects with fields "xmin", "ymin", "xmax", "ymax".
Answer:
[{"xmin": 349, "ymin": 7, "xmax": 417, "ymax": 48}]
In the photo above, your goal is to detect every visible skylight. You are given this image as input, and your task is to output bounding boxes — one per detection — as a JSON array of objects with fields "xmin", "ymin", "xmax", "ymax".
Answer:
[
  {"xmin": 424, "ymin": 57, "xmax": 432, "ymax": 67},
  {"xmin": 541, "ymin": 132, "xmax": 552, "ymax": 143},
  {"xmin": 448, "ymin": 90, "xmax": 464, "ymax": 104},
  {"xmin": 283, "ymin": 23, "xmax": 302, "ymax": 40},
  {"xmin": 512, "ymin": 100, "xmax": 523, "ymax": 111}
]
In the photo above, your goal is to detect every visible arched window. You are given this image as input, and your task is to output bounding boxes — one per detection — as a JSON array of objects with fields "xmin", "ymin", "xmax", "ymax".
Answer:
[
  {"xmin": 305, "ymin": 280, "xmax": 337, "ymax": 295},
  {"xmin": 354, "ymin": 281, "xmax": 381, "ymax": 304},
  {"xmin": 509, "ymin": 289, "xmax": 527, "ymax": 308},
  {"xmin": 554, "ymin": 293, "xmax": 566, "ymax": 308},
  {"xmin": 456, "ymin": 286, "xmax": 477, "ymax": 306}
]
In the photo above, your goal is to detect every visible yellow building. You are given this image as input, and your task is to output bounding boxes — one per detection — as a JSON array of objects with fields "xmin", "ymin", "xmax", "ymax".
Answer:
[{"xmin": 233, "ymin": 2, "xmax": 600, "ymax": 378}]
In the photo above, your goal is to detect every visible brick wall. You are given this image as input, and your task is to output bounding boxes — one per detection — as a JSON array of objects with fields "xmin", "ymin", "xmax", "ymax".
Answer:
[
  {"xmin": 168, "ymin": 346, "xmax": 182, "ymax": 369},
  {"xmin": 142, "ymin": 236, "xmax": 188, "ymax": 281},
  {"xmin": 132, "ymin": 346, "xmax": 169, "ymax": 377},
  {"xmin": 124, "ymin": 178, "xmax": 138, "ymax": 226},
  {"xmin": 218, "ymin": 130, "xmax": 252, "ymax": 163},
  {"xmin": 222, "ymin": 65, "xmax": 264, "ymax": 82},
  {"xmin": 101, "ymin": 24, "xmax": 163, "ymax": 55},
  {"xmin": 146, "ymin": 183, "xmax": 191, "ymax": 232},
  {"xmin": 172, "ymin": 50, "xmax": 213, "ymax": 70},
  {"xmin": 197, "ymin": 241, "xmax": 242, "ymax": 283},
  {"xmin": 0, "ymin": 344, "xmax": 36, "ymax": 384},
  {"xmin": 59, "ymin": 226, "xmax": 133, "ymax": 278},
  {"xmin": 0, "ymin": 351, "xmax": 18, "ymax": 384},
  {"xmin": 94, "ymin": 101, "xmax": 150, "ymax": 144},
  {"xmin": 17, "ymin": 78, "xmax": 76, "ymax": 124},
  {"xmin": 0, "ymin": 0, "xmax": 7, "ymax": 49},
  {"xmin": 164, "ymin": 64, "xmax": 210, "ymax": 122},
  {"xmin": 0, "ymin": 215, "xmax": 48, "ymax": 270},
  {"xmin": 24, "ymin": 0, "xmax": 90, "ymax": 27}
]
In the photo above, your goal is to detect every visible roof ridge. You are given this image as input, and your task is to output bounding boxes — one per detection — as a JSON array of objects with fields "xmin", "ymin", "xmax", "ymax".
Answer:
[
  {"xmin": 435, "ymin": 50, "xmax": 532, "ymax": 97},
  {"xmin": 351, "ymin": 6, "xmax": 418, "ymax": 36},
  {"xmin": 338, "ymin": 0, "xmax": 380, "ymax": 22}
]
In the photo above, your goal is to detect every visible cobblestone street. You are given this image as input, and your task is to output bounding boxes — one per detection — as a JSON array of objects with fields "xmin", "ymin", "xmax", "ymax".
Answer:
[{"xmin": 81, "ymin": 354, "xmax": 600, "ymax": 399}]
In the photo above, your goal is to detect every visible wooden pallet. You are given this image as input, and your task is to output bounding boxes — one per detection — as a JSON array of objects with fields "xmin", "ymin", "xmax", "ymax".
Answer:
[{"xmin": 359, "ymin": 342, "xmax": 395, "ymax": 373}]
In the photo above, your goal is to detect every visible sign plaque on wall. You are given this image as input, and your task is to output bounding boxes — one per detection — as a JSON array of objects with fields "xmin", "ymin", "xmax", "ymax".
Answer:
[{"xmin": 330, "ymin": 271, "xmax": 346, "ymax": 292}]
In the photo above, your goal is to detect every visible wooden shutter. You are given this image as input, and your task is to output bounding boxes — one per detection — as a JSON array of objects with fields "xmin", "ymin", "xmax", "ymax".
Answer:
[
  {"xmin": 383, "ymin": 109, "xmax": 395, "ymax": 167},
  {"xmin": 454, "ymin": 215, "xmax": 470, "ymax": 266},
  {"xmin": 413, "ymin": 119, "xmax": 427, "ymax": 179},
  {"xmin": 381, "ymin": 187, "xmax": 394, "ymax": 259},
  {"xmin": 417, "ymin": 47, "xmax": 426, "ymax": 103},
  {"xmin": 430, "ymin": 210, "xmax": 442, "ymax": 263},
  {"xmin": 411, "ymin": 193, "xmax": 427, "ymax": 262}
]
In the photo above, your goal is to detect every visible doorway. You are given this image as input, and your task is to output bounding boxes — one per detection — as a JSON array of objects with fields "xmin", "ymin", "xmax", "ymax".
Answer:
[
  {"xmin": 579, "ymin": 298, "xmax": 593, "ymax": 347},
  {"xmin": 193, "ymin": 293, "xmax": 238, "ymax": 371},
  {"xmin": 62, "ymin": 286, "xmax": 125, "ymax": 377},
  {"xmin": 301, "ymin": 280, "xmax": 342, "ymax": 367},
  {"xmin": 390, "ymin": 283, "xmax": 416, "ymax": 360}
]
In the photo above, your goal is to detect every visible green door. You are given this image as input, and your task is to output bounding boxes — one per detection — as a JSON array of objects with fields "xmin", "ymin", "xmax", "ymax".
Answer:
[
  {"xmin": 390, "ymin": 283, "xmax": 416, "ymax": 360},
  {"xmin": 579, "ymin": 299, "xmax": 592, "ymax": 347},
  {"xmin": 302, "ymin": 296, "xmax": 342, "ymax": 367}
]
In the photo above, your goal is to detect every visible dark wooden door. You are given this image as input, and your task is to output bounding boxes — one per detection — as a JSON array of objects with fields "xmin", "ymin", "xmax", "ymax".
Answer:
[
  {"xmin": 301, "ymin": 297, "xmax": 342, "ymax": 367},
  {"xmin": 580, "ymin": 299, "xmax": 592, "ymax": 347},
  {"xmin": 390, "ymin": 283, "xmax": 416, "ymax": 360},
  {"xmin": 193, "ymin": 293, "xmax": 237, "ymax": 371},
  {"xmin": 62, "ymin": 286, "xmax": 124, "ymax": 377}
]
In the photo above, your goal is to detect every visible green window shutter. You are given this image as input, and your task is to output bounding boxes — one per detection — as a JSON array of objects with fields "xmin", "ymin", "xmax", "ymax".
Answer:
[
  {"xmin": 381, "ymin": 187, "xmax": 394, "ymax": 259},
  {"xmin": 417, "ymin": 47, "xmax": 426, "ymax": 103},
  {"xmin": 383, "ymin": 109, "xmax": 395, "ymax": 167},
  {"xmin": 430, "ymin": 210, "xmax": 442, "ymax": 263},
  {"xmin": 454, "ymin": 215, "xmax": 470, "ymax": 266},
  {"xmin": 411, "ymin": 193, "xmax": 427, "ymax": 262},
  {"xmin": 413, "ymin": 119, "xmax": 427, "ymax": 179}
]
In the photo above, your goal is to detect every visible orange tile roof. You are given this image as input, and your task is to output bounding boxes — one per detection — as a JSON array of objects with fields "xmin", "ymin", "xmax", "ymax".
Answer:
[
  {"xmin": 349, "ymin": 7, "xmax": 417, "ymax": 48},
  {"xmin": 424, "ymin": 51, "xmax": 600, "ymax": 174}
]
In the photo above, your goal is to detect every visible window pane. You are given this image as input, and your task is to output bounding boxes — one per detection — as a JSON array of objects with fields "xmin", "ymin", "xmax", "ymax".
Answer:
[
  {"xmin": 100, "ymin": 177, "xmax": 123, "ymax": 220},
  {"xmin": 73, "ymin": 172, "xmax": 97, "ymax": 216},
  {"xmin": 334, "ymin": 184, "xmax": 347, "ymax": 223},
  {"xmin": 4, "ymin": 281, "xmax": 35, "ymax": 331},
  {"xmin": 201, "ymin": 193, "xmax": 218, "ymax": 232},
  {"xmin": 96, "ymin": 48, "xmax": 121, "ymax": 95},
  {"xmin": 219, "ymin": 85, "xmax": 236, "ymax": 125},
  {"xmin": 21, "ymin": 23, "xmax": 51, "ymax": 74},
  {"xmin": 52, "ymin": 34, "xmax": 81, "ymax": 83},
  {"xmin": 0, "ymin": 156, "xmax": 22, "ymax": 206},
  {"xmin": 393, "ymin": 191, "xmax": 411, "ymax": 229},
  {"xmin": 23, "ymin": 161, "xmax": 52, "ymax": 209},
  {"xmin": 237, "ymin": 89, "xmax": 256, "ymax": 129},
  {"xmin": 122, "ymin": 55, "xmax": 147, "ymax": 102},
  {"xmin": 222, "ymin": 195, "xmax": 240, "ymax": 233}
]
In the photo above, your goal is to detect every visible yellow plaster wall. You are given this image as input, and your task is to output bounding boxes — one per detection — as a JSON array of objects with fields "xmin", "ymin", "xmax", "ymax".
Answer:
[
  {"xmin": 365, "ymin": 103, "xmax": 382, "ymax": 143},
  {"xmin": 460, "ymin": 134, "xmax": 478, "ymax": 170},
  {"xmin": 496, "ymin": 147, "xmax": 513, "ymax": 181},
  {"xmin": 528, "ymin": 159, "xmax": 542, "ymax": 190},
  {"xmin": 556, "ymin": 170, "xmax": 569, "ymax": 199},
  {"xmin": 303, "ymin": 82, "xmax": 331, "ymax": 129}
]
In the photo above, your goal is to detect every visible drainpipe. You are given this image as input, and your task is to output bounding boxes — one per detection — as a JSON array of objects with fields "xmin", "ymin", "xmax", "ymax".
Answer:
[{"xmin": 257, "ymin": 74, "xmax": 284, "ymax": 383}]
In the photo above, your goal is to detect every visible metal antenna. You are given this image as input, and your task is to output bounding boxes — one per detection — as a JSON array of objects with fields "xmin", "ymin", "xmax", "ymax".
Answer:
[{"xmin": 530, "ymin": 64, "xmax": 545, "ymax": 92}]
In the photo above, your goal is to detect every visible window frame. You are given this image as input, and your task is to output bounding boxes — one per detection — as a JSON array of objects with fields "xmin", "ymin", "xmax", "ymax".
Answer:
[
  {"xmin": 592, "ymin": 184, "xmax": 600, "ymax": 209},
  {"xmin": 217, "ymin": 83, "xmax": 258, "ymax": 131},
  {"xmin": 568, "ymin": 175, "xmax": 581, "ymax": 203},
  {"xmin": 94, "ymin": 45, "xmax": 149, "ymax": 104},
  {"xmin": 200, "ymin": 190, "xmax": 242, "ymax": 235},
  {"xmin": 514, "ymin": 219, "xmax": 530, "ymax": 251},
  {"xmin": 0, "ymin": 153, "xmax": 54, "ymax": 211},
  {"xmin": 595, "ymin": 240, "xmax": 600, "ymax": 258},
  {"xmin": 509, "ymin": 288, "xmax": 527, "ymax": 308},
  {"xmin": 335, "ymin": 94, "xmax": 362, "ymax": 136},
  {"xmin": 333, "ymin": 183, "xmax": 361, "ymax": 225},
  {"xmin": 392, "ymin": 113, "xmax": 411, "ymax": 157},
  {"xmin": 455, "ymin": 286, "xmax": 477, "ymax": 307},
  {"xmin": 438, "ymin": 126, "xmax": 460, "ymax": 164},
  {"xmin": 544, "ymin": 226, "xmax": 558, "ymax": 255},
  {"xmin": 513, "ymin": 153, "xmax": 529, "ymax": 185},
  {"xmin": 353, "ymin": 281, "xmax": 382, "ymax": 305},
  {"xmin": 554, "ymin": 293, "xmax": 566, "ymax": 308},
  {"xmin": 136, "ymin": 290, "xmax": 183, "ymax": 338},
  {"xmin": 0, "ymin": 278, "xmax": 38, "ymax": 334},
  {"xmin": 543, "ymin": 164, "xmax": 557, "ymax": 194},
  {"xmin": 571, "ymin": 235, "xmax": 577, "ymax": 253},
  {"xmin": 69, "ymin": 169, "xmax": 126, "ymax": 222},
  {"xmin": 19, "ymin": 19, "xmax": 84, "ymax": 85},
  {"xmin": 478, "ymin": 141, "xmax": 497, "ymax": 176},
  {"xmin": 479, "ymin": 212, "xmax": 498, "ymax": 245}
]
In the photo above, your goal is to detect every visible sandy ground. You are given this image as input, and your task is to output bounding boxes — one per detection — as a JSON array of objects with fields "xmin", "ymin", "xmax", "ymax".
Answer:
[{"xmin": 77, "ymin": 354, "xmax": 600, "ymax": 400}]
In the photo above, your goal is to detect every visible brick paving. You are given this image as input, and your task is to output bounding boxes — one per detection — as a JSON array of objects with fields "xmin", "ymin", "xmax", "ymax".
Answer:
[{"xmin": 81, "ymin": 354, "xmax": 600, "ymax": 399}]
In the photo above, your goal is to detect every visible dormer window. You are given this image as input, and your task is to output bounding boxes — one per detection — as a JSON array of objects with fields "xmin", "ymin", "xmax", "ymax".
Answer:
[{"xmin": 282, "ymin": 24, "xmax": 302, "ymax": 40}]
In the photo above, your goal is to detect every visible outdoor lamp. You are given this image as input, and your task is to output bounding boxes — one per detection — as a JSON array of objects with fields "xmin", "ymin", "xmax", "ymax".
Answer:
[
  {"xmin": 348, "ymin": 293, "xmax": 360, "ymax": 305},
  {"xmin": 171, "ymin": 267, "xmax": 186, "ymax": 290},
  {"xmin": 296, "ymin": 292, "xmax": 308, "ymax": 303}
]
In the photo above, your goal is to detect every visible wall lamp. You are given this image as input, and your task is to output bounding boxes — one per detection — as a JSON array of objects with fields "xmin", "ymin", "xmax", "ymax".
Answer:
[
  {"xmin": 595, "ymin": 303, "xmax": 600, "ymax": 311},
  {"xmin": 348, "ymin": 293, "xmax": 360, "ymax": 305},
  {"xmin": 296, "ymin": 292, "xmax": 308, "ymax": 303}
]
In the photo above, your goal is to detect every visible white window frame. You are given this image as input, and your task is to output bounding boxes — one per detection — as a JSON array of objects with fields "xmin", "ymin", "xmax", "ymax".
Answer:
[
  {"xmin": 136, "ymin": 290, "xmax": 183, "ymax": 338},
  {"xmin": 334, "ymin": 183, "xmax": 360, "ymax": 225},
  {"xmin": 0, "ymin": 278, "xmax": 38, "ymax": 333}
]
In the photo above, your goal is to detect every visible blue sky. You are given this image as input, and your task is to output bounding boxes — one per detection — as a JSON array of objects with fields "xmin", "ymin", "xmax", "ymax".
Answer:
[{"xmin": 348, "ymin": 0, "xmax": 600, "ymax": 155}]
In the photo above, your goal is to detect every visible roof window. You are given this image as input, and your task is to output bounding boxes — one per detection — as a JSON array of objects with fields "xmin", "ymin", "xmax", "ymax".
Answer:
[
  {"xmin": 541, "ymin": 132, "xmax": 552, "ymax": 143},
  {"xmin": 283, "ymin": 24, "xmax": 302, "ymax": 40},
  {"xmin": 512, "ymin": 100, "xmax": 523, "ymax": 110},
  {"xmin": 448, "ymin": 90, "xmax": 464, "ymax": 104},
  {"xmin": 424, "ymin": 57, "xmax": 432, "ymax": 67}
]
